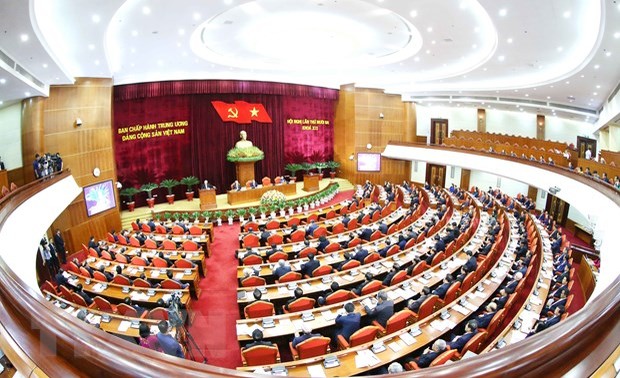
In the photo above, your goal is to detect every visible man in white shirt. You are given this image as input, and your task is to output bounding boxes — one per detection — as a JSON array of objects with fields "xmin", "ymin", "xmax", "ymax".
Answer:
[{"xmin": 585, "ymin": 148, "xmax": 592, "ymax": 160}]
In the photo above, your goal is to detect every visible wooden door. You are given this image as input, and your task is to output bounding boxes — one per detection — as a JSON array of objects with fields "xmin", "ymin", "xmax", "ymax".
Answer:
[
  {"xmin": 576, "ymin": 136, "xmax": 597, "ymax": 159},
  {"xmin": 426, "ymin": 164, "xmax": 446, "ymax": 188},
  {"xmin": 545, "ymin": 193, "xmax": 570, "ymax": 226},
  {"xmin": 430, "ymin": 118, "xmax": 449, "ymax": 145}
]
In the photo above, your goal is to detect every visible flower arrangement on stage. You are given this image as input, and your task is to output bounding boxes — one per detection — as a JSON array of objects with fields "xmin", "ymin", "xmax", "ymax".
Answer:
[
  {"xmin": 260, "ymin": 190, "xmax": 287, "ymax": 206},
  {"xmin": 226, "ymin": 146, "xmax": 264, "ymax": 162}
]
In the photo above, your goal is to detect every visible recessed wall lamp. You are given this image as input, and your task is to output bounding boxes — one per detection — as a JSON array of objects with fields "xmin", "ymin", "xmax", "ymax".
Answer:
[
  {"xmin": 348, "ymin": 153, "xmax": 355, "ymax": 161},
  {"xmin": 75, "ymin": 118, "xmax": 83, "ymax": 127},
  {"xmin": 379, "ymin": 112, "xmax": 384, "ymax": 119},
  {"xmin": 366, "ymin": 143, "xmax": 372, "ymax": 150}
]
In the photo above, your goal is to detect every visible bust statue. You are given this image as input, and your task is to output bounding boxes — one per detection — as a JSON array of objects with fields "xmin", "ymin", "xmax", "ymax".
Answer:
[{"xmin": 235, "ymin": 130, "xmax": 253, "ymax": 149}]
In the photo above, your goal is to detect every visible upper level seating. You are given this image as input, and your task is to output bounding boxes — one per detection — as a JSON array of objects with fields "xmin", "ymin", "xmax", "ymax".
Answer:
[{"xmin": 450, "ymin": 130, "xmax": 570, "ymax": 154}]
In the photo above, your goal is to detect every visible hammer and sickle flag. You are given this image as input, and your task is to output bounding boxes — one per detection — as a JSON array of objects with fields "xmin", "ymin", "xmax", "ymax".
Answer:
[{"xmin": 211, "ymin": 101, "xmax": 272, "ymax": 124}]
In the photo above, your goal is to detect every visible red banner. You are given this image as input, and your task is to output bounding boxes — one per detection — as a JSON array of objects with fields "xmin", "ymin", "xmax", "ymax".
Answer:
[{"xmin": 211, "ymin": 101, "xmax": 272, "ymax": 124}]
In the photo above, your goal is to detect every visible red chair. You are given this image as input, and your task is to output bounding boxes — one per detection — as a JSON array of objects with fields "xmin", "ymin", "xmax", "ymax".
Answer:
[
  {"xmin": 141, "ymin": 223, "xmax": 152, "ymax": 233},
  {"xmin": 386, "ymin": 245, "xmax": 400, "ymax": 257},
  {"xmin": 241, "ymin": 345, "xmax": 281, "ymax": 366},
  {"xmin": 370, "ymin": 230, "xmax": 382, "ymax": 241},
  {"xmin": 430, "ymin": 349, "xmax": 459, "ymax": 367},
  {"xmin": 131, "ymin": 257, "xmax": 147, "ymax": 266},
  {"xmin": 430, "ymin": 251, "xmax": 446, "ymax": 266},
  {"xmin": 455, "ymin": 331, "xmax": 488, "ymax": 358},
  {"xmin": 267, "ymin": 234, "xmax": 283, "ymax": 245},
  {"xmin": 242, "ymin": 255, "xmax": 263, "ymax": 265},
  {"xmin": 112, "ymin": 274, "xmax": 131, "ymax": 286},
  {"xmin": 241, "ymin": 276, "xmax": 267, "ymax": 287},
  {"xmin": 133, "ymin": 278, "xmax": 152, "ymax": 288},
  {"xmin": 88, "ymin": 248, "xmax": 99, "ymax": 258},
  {"xmin": 436, "ymin": 281, "xmax": 461, "ymax": 309},
  {"xmin": 148, "ymin": 307, "xmax": 169, "ymax": 320},
  {"xmin": 161, "ymin": 279, "xmax": 184, "ymax": 290},
  {"xmin": 101, "ymin": 250, "xmax": 113, "ymax": 261},
  {"xmin": 305, "ymin": 214, "xmax": 319, "ymax": 224},
  {"xmin": 404, "ymin": 238, "xmax": 417, "ymax": 250},
  {"xmin": 268, "ymin": 251, "xmax": 288, "ymax": 263},
  {"xmin": 244, "ymin": 301, "xmax": 275, "ymax": 319},
  {"xmin": 152, "ymin": 257, "xmax": 169, "ymax": 268},
  {"xmin": 324, "ymin": 242, "xmax": 341, "ymax": 253},
  {"xmin": 131, "ymin": 222, "xmax": 140, "ymax": 231},
  {"xmin": 243, "ymin": 234, "xmax": 260, "ymax": 248},
  {"xmin": 244, "ymin": 222, "xmax": 260, "ymax": 232},
  {"xmin": 129, "ymin": 236, "xmax": 141, "ymax": 247},
  {"xmin": 337, "ymin": 326, "xmax": 379, "ymax": 350},
  {"xmin": 373, "ymin": 309, "xmax": 414, "ymax": 335},
  {"xmin": 189, "ymin": 226, "xmax": 203, "ymax": 236},
  {"xmin": 144, "ymin": 239, "xmax": 158, "ymax": 249},
  {"xmin": 309, "ymin": 265, "xmax": 332, "ymax": 278},
  {"xmin": 79, "ymin": 267, "xmax": 92, "ymax": 278},
  {"xmin": 479, "ymin": 309, "xmax": 506, "ymax": 337},
  {"xmin": 313, "ymin": 227, "xmax": 328, "ymax": 238},
  {"xmin": 40, "ymin": 280, "xmax": 58, "ymax": 295},
  {"xmin": 174, "ymin": 259, "xmax": 194, "ymax": 269},
  {"xmin": 162, "ymin": 239, "xmax": 178, "ymax": 251},
  {"xmin": 59, "ymin": 285, "xmax": 73, "ymax": 301},
  {"xmin": 331, "ymin": 223, "xmax": 345, "ymax": 234},
  {"xmin": 412, "ymin": 294, "xmax": 438, "ymax": 321},
  {"xmin": 363, "ymin": 253, "xmax": 381, "ymax": 264},
  {"xmin": 117, "ymin": 303, "xmax": 148, "ymax": 319},
  {"xmin": 361, "ymin": 214, "xmax": 371, "ymax": 225},
  {"xmin": 71, "ymin": 292, "xmax": 96, "ymax": 308},
  {"xmin": 360, "ymin": 280, "xmax": 385, "ymax": 295},
  {"xmin": 182, "ymin": 240, "xmax": 200, "ymax": 251},
  {"xmin": 298, "ymin": 247, "xmax": 317, "ymax": 258},
  {"xmin": 266, "ymin": 220, "xmax": 280, "ymax": 230},
  {"xmin": 324, "ymin": 210, "xmax": 337, "ymax": 220},
  {"xmin": 287, "ymin": 218, "xmax": 301, "ymax": 227},
  {"xmin": 275, "ymin": 271, "xmax": 301, "ymax": 284},
  {"xmin": 289, "ymin": 229, "xmax": 306, "ymax": 242},
  {"xmin": 326, "ymin": 290, "xmax": 357, "ymax": 305},
  {"xmin": 93, "ymin": 271, "xmax": 108, "ymax": 282},
  {"xmin": 106, "ymin": 233, "xmax": 116, "ymax": 243},
  {"xmin": 115, "ymin": 254, "xmax": 128, "ymax": 264},
  {"xmin": 118, "ymin": 236, "xmax": 128, "ymax": 246},
  {"xmin": 348, "ymin": 237, "xmax": 362, "ymax": 247},
  {"xmin": 171, "ymin": 225, "xmax": 185, "ymax": 235},
  {"xmin": 289, "ymin": 337, "xmax": 331, "ymax": 360},
  {"xmin": 339, "ymin": 259, "xmax": 361, "ymax": 271},
  {"xmin": 347, "ymin": 218, "xmax": 358, "ymax": 230},
  {"xmin": 460, "ymin": 272, "xmax": 475, "ymax": 294},
  {"xmin": 389, "ymin": 270, "xmax": 409, "ymax": 286},
  {"xmin": 282, "ymin": 297, "xmax": 316, "ymax": 313},
  {"xmin": 93, "ymin": 296, "xmax": 117, "ymax": 313}
]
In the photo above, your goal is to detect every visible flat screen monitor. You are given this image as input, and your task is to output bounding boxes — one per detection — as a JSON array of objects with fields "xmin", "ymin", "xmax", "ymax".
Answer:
[
  {"xmin": 357, "ymin": 153, "xmax": 382, "ymax": 172},
  {"xmin": 83, "ymin": 179, "xmax": 117, "ymax": 217}
]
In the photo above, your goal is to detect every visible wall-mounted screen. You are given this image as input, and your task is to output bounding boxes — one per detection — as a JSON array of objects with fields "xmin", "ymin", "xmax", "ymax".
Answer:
[
  {"xmin": 83, "ymin": 180, "xmax": 117, "ymax": 217},
  {"xmin": 357, "ymin": 153, "xmax": 382, "ymax": 172}
]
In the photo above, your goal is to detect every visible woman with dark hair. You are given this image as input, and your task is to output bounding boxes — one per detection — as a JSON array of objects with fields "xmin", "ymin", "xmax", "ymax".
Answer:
[{"xmin": 138, "ymin": 323, "xmax": 162, "ymax": 352}]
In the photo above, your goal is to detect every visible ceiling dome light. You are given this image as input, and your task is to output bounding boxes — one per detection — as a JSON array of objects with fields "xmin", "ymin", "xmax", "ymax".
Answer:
[{"xmin": 498, "ymin": 8, "xmax": 507, "ymax": 16}]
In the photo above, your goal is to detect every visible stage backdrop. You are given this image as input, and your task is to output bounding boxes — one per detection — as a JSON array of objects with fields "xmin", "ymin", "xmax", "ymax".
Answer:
[{"xmin": 113, "ymin": 80, "xmax": 338, "ymax": 206}]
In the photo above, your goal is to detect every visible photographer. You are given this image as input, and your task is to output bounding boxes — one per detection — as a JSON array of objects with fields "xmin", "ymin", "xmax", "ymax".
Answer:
[{"xmin": 156, "ymin": 320, "xmax": 185, "ymax": 358}]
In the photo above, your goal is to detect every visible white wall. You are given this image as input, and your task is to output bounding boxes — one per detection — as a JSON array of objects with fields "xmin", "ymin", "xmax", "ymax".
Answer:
[
  {"xmin": 410, "ymin": 161, "xmax": 426, "ymax": 183},
  {"xmin": 486, "ymin": 110, "xmax": 537, "ymax": 137},
  {"xmin": 546, "ymin": 116, "xmax": 594, "ymax": 145},
  {"xmin": 0, "ymin": 103, "xmax": 23, "ymax": 169},
  {"xmin": 444, "ymin": 165, "xmax": 462, "ymax": 189},
  {"xmin": 469, "ymin": 170, "xmax": 529, "ymax": 198},
  {"xmin": 416, "ymin": 105, "xmax": 477, "ymax": 137}
]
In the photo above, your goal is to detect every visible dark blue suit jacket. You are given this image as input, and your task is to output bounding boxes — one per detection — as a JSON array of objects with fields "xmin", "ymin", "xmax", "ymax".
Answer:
[
  {"xmin": 359, "ymin": 228, "xmax": 373, "ymax": 241},
  {"xmin": 335, "ymin": 313, "xmax": 361, "ymax": 341},
  {"xmin": 306, "ymin": 224, "xmax": 318, "ymax": 236},
  {"xmin": 292, "ymin": 332, "xmax": 321, "ymax": 348},
  {"xmin": 317, "ymin": 239, "xmax": 330, "ymax": 252},
  {"xmin": 433, "ymin": 282, "xmax": 451, "ymax": 299},
  {"xmin": 273, "ymin": 265, "xmax": 291, "ymax": 279},
  {"xmin": 476, "ymin": 311, "xmax": 496, "ymax": 328},
  {"xmin": 365, "ymin": 300, "xmax": 394, "ymax": 328},
  {"xmin": 416, "ymin": 350, "xmax": 441, "ymax": 368},
  {"xmin": 378, "ymin": 223, "xmax": 388, "ymax": 235},
  {"xmin": 449, "ymin": 330, "xmax": 477, "ymax": 352},
  {"xmin": 301, "ymin": 260, "xmax": 320, "ymax": 277},
  {"xmin": 353, "ymin": 248, "xmax": 369, "ymax": 263}
]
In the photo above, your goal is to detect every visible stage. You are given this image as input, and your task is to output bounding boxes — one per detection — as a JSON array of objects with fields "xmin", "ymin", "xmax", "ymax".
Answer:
[{"xmin": 120, "ymin": 178, "xmax": 354, "ymax": 229}]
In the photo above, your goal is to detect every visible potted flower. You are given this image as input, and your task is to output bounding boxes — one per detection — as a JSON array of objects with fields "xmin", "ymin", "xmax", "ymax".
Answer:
[
  {"xmin": 314, "ymin": 162, "xmax": 329, "ymax": 179},
  {"xmin": 140, "ymin": 183, "xmax": 158, "ymax": 208},
  {"xmin": 237, "ymin": 208, "xmax": 247, "ymax": 223},
  {"xmin": 181, "ymin": 176, "xmax": 200, "ymax": 201},
  {"xmin": 285, "ymin": 163, "xmax": 302, "ymax": 182},
  {"xmin": 225, "ymin": 209, "xmax": 236, "ymax": 225},
  {"xmin": 248, "ymin": 207, "xmax": 258, "ymax": 221},
  {"xmin": 119, "ymin": 187, "xmax": 140, "ymax": 212},
  {"xmin": 327, "ymin": 161, "xmax": 340, "ymax": 179},
  {"xmin": 214, "ymin": 210, "xmax": 223, "ymax": 226},
  {"xmin": 160, "ymin": 179, "xmax": 180, "ymax": 205}
]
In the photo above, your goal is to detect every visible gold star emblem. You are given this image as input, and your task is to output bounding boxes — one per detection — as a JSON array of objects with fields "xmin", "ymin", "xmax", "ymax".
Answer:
[{"xmin": 250, "ymin": 107, "xmax": 259, "ymax": 117}]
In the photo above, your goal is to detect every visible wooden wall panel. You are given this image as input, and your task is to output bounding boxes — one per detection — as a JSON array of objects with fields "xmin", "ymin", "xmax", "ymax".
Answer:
[
  {"xmin": 35, "ymin": 78, "xmax": 122, "ymax": 254},
  {"xmin": 21, "ymin": 97, "xmax": 46, "ymax": 184},
  {"xmin": 334, "ymin": 85, "xmax": 415, "ymax": 186},
  {"xmin": 7, "ymin": 167, "xmax": 24, "ymax": 187}
]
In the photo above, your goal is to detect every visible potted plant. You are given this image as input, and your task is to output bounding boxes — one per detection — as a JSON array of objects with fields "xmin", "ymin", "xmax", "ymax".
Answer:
[
  {"xmin": 309, "ymin": 195, "xmax": 316, "ymax": 209},
  {"xmin": 214, "ymin": 210, "xmax": 223, "ymax": 226},
  {"xmin": 163, "ymin": 211, "xmax": 172, "ymax": 222},
  {"xmin": 160, "ymin": 179, "xmax": 180, "ymax": 205},
  {"xmin": 225, "ymin": 209, "xmax": 236, "ymax": 225},
  {"xmin": 269, "ymin": 203, "xmax": 278, "ymax": 218},
  {"xmin": 314, "ymin": 162, "xmax": 329, "ymax": 179},
  {"xmin": 286, "ymin": 201, "xmax": 295, "ymax": 216},
  {"xmin": 180, "ymin": 176, "xmax": 200, "ymax": 201},
  {"xmin": 140, "ymin": 183, "xmax": 158, "ymax": 208},
  {"xmin": 259, "ymin": 205, "xmax": 268, "ymax": 219},
  {"xmin": 180, "ymin": 212, "xmax": 190, "ymax": 222},
  {"xmin": 285, "ymin": 163, "xmax": 302, "ymax": 182},
  {"xmin": 119, "ymin": 187, "xmax": 140, "ymax": 212},
  {"xmin": 278, "ymin": 201, "xmax": 287, "ymax": 217},
  {"xmin": 295, "ymin": 199, "xmax": 303, "ymax": 213},
  {"xmin": 237, "ymin": 208, "xmax": 247, "ymax": 223},
  {"xmin": 248, "ymin": 207, "xmax": 258, "ymax": 221},
  {"xmin": 302, "ymin": 197, "xmax": 310, "ymax": 211},
  {"xmin": 191, "ymin": 211, "xmax": 200, "ymax": 223},
  {"xmin": 301, "ymin": 162, "xmax": 314, "ymax": 176},
  {"xmin": 202, "ymin": 211, "xmax": 211, "ymax": 223},
  {"xmin": 327, "ymin": 161, "xmax": 340, "ymax": 179}
]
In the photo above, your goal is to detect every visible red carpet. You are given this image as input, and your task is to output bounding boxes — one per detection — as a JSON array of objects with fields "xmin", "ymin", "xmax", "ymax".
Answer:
[
  {"xmin": 186, "ymin": 189, "xmax": 355, "ymax": 368},
  {"xmin": 560, "ymin": 228, "xmax": 590, "ymax": 315}
]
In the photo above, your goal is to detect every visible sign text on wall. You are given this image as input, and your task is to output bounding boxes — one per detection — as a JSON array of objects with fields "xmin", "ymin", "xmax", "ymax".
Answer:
[{"xmin": 117, "ymin": 120, "xmax": 189, "ymax": 142}]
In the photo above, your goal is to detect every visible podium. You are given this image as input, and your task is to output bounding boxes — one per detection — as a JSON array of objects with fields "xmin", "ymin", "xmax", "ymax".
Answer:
[
  {"xmin": 199, "ymin": 189, "xmax": 217, "ymax": 210},
  {"xmin": 235, "ymin": 161, "xmax": 256, "ymax": 186},
  {"xmin": 303, "ymin": 174, "xmax": 319, "ymax": 192}
]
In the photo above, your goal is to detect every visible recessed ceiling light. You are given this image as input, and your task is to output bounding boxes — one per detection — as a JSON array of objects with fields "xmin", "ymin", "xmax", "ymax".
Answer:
[
  {"xmin": 594, "ymin": 64, "xmax": 600, "ymax": 69},
  {"xmin": 224, "ymin": 0, "xmax": 233, "ymax": 4},
  {"xmin": 24, "ymin": 91, "xmax": 31, "ymax": 96},
  {"xmin": 565, "ymin": 81, "xmax": 570, "ymax": 84},
  {"xmin": 426, "ymin": 49, "xmax": 431, "ymax": 54},
  {"xmin": 596, "ymin": 85, "xmax": 601, "ymax": 88},
  {"xmin": 131, "ymin": 30, "xmax": 138, "ymax": 37},
  {"xmin": 431, "ymin": 40, "xmax": 436, "ymax": 45},
  {"xmin": 514, "ymin": 89, "xmax": 519, "ymax": 92},
  {"xmin": 20, "ymin": 34, "xmax": 28, "ymax": 42},
  {"xmin": 499, "ymin": 9, "xmax": 507, "ymax": 16},
  {"xmin": 593, "ymin": 92, "xmax": 598, "ymax": 95},
  {"xmin": 546, "ymin": 96, "xmax": 551, "ymax": 99},
  {"xmin": 482, "ymin": 67, "xmax": 487, "ymax": 71},
  {"xmin": 614, "ymin": 32, "xmax": 620, "ymax": 39},
  {"xmin": 410, "ymin": 10, "xmax": 418, "ymax": 18},
  {"xmin": 94, "ymin": 59, "xmax": 100, "ymax": 65},
  {"xmin": 193, "ymin": 12, "xmax": 201, "ymax": 20},
  {"xmin": 88, "ymin": 44, "xmax": 95, "ymax": 50},
  {"xmin": 0, "ymin": 79, "xmax": 6, "ymax": 84},
  {"xmin": 414, "ymin": 56, "xmax": 420, "ymax": 62},
  {"xmin": 142, "ymin": 6, "xmax": 151, "ymax": 15},
  {"xmin": 498, "ymin": 55, "xmax": 505, "ymax": 61},
  {"xmin": 556, "ymin": 46, "xmax": 563, "ymax": 52},
  {"xmin": 472, "ymin": 43, "xmax": 478, "ymax": 49},
  {"xmin": 563, "ymin": 11, "xmax": 571, "ymax": 18},
  {"xmin": 178, "ymin": 28, "xmax": 185, "ymax": 36},
  {"xmin": 525, "ymin": 94, "xmax": 529, "ymax": 97},
  {"xmin": 507, "ymin": 38, "xmax": 513, "ymax": 43},
  {"xmin": 605, "ymin": 51, "xmax": 612, "ymax": 57},
  {"xmin": 42, "ymin": 63, "xmax": 48, "ymax": 68},
  {"xmin": 130, "ymin": 47, "xmax": 136, "ymax": 53},
  {"xmin": 474, "ymin": 27, "xmax": 480, "ymax": 33},
  {"xmin": 92, "ymin": 14, "xmax": 100, "ymax": 23},
  {"xmin": 0, "ymin": 101, "xmax": 3, "ymax": 105},
  {"xmin": 580, "ymin": 74, "xmax": 585, "ymax": 78},
  {"xmin": 427, "ymin": 27, "xmax": 433, "ymax": 33}
]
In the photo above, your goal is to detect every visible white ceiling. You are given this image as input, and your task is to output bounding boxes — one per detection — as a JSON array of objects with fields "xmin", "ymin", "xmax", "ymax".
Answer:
[{"xmin": 0, "ymin": 0, "xmax": 619, "ymax": 125}]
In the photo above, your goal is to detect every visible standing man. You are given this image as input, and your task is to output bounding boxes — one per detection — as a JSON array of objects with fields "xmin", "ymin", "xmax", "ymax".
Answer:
[
  {"xmin": 156, "ymin": 320, "xmax": 185, "ymax": 358},
  {"xmin": 39, "ymin": 238, "xmax": 56, "ymax": 278},
  {"xmin": 53, "ymin": 229, "xmax": 67, "ymax": 265}
]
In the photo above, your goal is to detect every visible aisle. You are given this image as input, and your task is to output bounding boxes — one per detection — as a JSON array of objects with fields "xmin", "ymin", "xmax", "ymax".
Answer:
[{"xmin": 186, "ymin": 189, "xmax": 356, "ymax": 368}]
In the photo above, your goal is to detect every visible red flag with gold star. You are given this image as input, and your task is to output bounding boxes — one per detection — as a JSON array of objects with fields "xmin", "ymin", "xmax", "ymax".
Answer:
[{"xmin": 211, "ymin": 101, "xmax": 272, "ymax": 124}]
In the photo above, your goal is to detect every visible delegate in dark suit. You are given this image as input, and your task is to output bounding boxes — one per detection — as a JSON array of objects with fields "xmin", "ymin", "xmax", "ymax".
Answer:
[
  {"xmin": 300, "ymin": 259, "xmax": 320, "ymax": 277},
  {"xmin": 352, "ymin": 247, "xmax": 369, "ymax": 263},
  {"xmin": 448, "ymin": 330, "xmax": 477, "ymax": 352},
  {"xmin": 334, "ymin": 312, "xmax": 361, "ymax": 341},
  {"xmin": 365, "ymin": 299, "xmax": 394, "ymax": 328},
  {"xmin": 359, "ymin": 228, "xmax": 373, "ymax": 241},
  {"xmin": 416, "ymin": 350, "xmax": 441, "ymax": 368}
]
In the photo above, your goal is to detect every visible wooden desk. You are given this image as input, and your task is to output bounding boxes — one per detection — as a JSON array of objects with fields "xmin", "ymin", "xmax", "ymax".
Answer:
[
  {"xmin": 227, "ymin": 183, "xmax": 297, "ymax": 205},
  {"xmin": 105, "ymin": 243, "xmax": 208, "ymax": 277},
  {"xmin": 303, "ymin": 174, "xmax": 320, "ymax": 192},
  {"xmin": 199, "ymin": 188, "xmax": 217, "ymax": 210}
]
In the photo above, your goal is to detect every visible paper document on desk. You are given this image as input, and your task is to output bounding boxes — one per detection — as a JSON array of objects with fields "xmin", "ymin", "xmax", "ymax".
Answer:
[
  {"xmin": 91, "ymin": 283, "xmax": 105, "ymax": 293},
  {"xmin": 418, "ymin": 277, "xmax": 430, "ymax": 285},
  {"xmin": 342, "ymin": 274, "xmax": 355, "ymax": 282},
  {"xmin": 452, "ymin": 304, "xmax": 469, "ymax": 315},
  {"xmin": 175, "ymin": 273, "xmax": 184, "ymax": 280},
  {"xmin": 361, "ymin": 297, "xmax": 377, "ymax": 310},
  {"xmin": 430, "ymin": 319, "xmax": 447, "ymax": 331},
  {"xmin": 118, "ymin": 321, "xmax": 131, "ymax": 332},
  {"xmin": 302, "ymin": 283, "xmax": 312, "ymax": 290},
  {"xmin": 278, "ymin": 318, "xmax": 293, "ymax": 328},
  {"xmin": 529, "ymin": 296, "xmax": 542, "ymax": 306},
  {"xmin": 387, "ymin": 290, "xmax": 399, "ymax": 301},
  {"xmin": 277, "ymin": 286, "xmax": 290, "ymax": 294},
  {"xmin": 150, "ymin": 270, "xmax": 160, "ymax": 278},
  {"xmin": 399, "ymin": 332, "xmax": 416, "ymax": 345},
  {"xmin": 388, "ymin": 341, "xmax": 403, "ymax": 352},
  {"xmin": 236, "ymin": 323, "xmax": 249, "ymax": 336},
  {"xmin": 307, "ymin": 364, "xmax": 326, "ymax": 377},
  {"xmin": 321, "ymin": 310, "xmax": 336, "ymax": 322},
  {"xmin": 356, "ymin": 349, "xmax": 381, "ymax": 367},
  {"xmin": 292, "ymin": 319, "xmax": 304, "ymax": 331},
  {"xmin": 64, "ymin": 305, "xmax": 74, "ymax": 314},
  {"xmin": 130, "ymin": 292, "xmax": 149, "ymax": 301}
]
